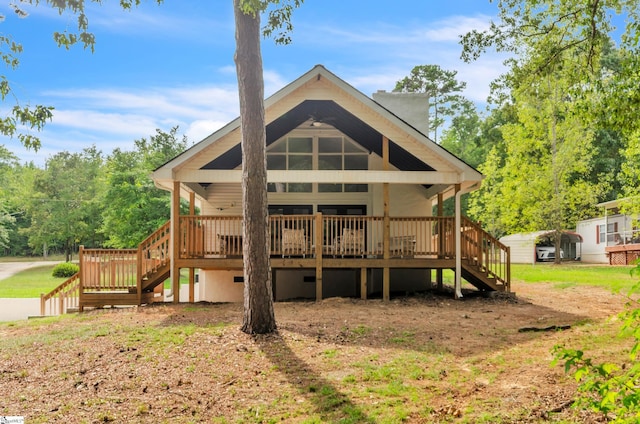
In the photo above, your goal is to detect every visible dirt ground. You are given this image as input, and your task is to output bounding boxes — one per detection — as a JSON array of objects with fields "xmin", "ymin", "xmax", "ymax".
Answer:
[{"xmin": 0, "ymin": 281, "xmax": 632, "ymax": 423}]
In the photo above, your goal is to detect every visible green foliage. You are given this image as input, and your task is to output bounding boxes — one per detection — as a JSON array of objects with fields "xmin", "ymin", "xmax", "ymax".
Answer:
[
  {"xmin": 238, "ymin": 0, "xmax": 304, "ymax": 45},
  {"xmin": 554, "ymin": 263, "xmax": 640, "ymax": 422},
  {"xmin": 51, "ymin": 262, "xmax": 79, "ymax": 278},
  {"xmin": 0, "ymin": 201, "xmax": 15, "ymax": 251},
  {"xmin": 100, "ymin": 127, "xmax": 189, "ymax": 248},
  {"xmin": 439, "ymin": 99, "xmax": 484, "ymax": 167},
  {"xmin": 469, "ymin": 58, "xmax": 605, "ymax": 239},
  {"xmin": 460, "ymin": 0, "xmax": 640, "ymax": 216},
  {"xmin": 21, "ymin": 146, "xmax": 105, "ymax": 260}
]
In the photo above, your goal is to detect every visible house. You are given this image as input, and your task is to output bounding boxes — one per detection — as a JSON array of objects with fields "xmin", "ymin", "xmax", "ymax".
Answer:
[
  {"xmin": 41, "ymin": 65, "xmax": 511, "ymax": 315},
  {"xmin": 576, "ymin": 197, "xmax": 640, "ymax": 264},
  {"xmin": 499, "ymin": 231, "xmax": 582, "ymax": 264}
]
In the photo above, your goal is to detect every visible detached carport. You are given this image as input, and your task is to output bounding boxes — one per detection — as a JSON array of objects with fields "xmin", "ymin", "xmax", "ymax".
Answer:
[{"xmin": 500, "ymin": 231, "xmax": 583, "ymax": 264}]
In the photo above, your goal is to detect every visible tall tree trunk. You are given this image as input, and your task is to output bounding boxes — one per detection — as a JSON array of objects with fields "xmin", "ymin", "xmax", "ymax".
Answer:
[
  {"xmin": 550, "ymin": 76, "xmax": 562, "ymax": 265},
  {"xmin": 233, "ymin": 0, "xmax": 276, "ymax": 334},
  {"xmin": 65, "ymin": 240, "xmax": 71, "ymax": 263}
]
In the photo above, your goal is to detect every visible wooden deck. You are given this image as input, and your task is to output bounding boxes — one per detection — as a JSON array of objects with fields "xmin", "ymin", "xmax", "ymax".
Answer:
[
  {"xmin": 41, "ymin": 214, "xmax": 510, "ymax": 315},
  {"xmin": 605, "ymin": 243, "xmax": 640, "ymax": 265}
]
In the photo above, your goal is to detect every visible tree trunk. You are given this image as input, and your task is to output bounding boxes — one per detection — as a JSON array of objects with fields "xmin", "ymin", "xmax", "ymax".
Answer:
[
  {"xmin": 554, "ymin": 230, "xmax": 562, "ymax": 265},
  {"xmin": 65, "ymin": 241, "xmax": 72, "ymax": 263},
  {"xmin": 233, "ymin": 0, "xmax": 276, "ymax": 334}
]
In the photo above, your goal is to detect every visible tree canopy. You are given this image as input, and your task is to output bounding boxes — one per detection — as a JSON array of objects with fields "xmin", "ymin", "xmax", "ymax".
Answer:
[{"xmin": 101, "ymin": 127, "xmax": 189, "ymax": 248}]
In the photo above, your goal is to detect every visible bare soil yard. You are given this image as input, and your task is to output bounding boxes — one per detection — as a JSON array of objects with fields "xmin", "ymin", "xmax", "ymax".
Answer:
[{"xmin": 0, "ymin": 282, "xmax": 631, "ymax": 423}]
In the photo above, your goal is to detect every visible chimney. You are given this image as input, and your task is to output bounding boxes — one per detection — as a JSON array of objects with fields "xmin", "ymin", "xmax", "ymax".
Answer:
[{"xmin": 372, "ymin": 90, "xmax": 430, "ymax": 137}]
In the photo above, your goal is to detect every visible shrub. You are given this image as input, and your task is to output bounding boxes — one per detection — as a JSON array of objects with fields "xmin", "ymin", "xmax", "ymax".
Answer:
[{"xmin": 52, "ymin": 262, "xmax": 79, "ymax": 278}]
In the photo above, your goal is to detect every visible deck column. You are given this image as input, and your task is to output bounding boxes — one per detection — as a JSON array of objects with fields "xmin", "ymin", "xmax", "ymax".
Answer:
[
  {"xmin": 188, "ymin": 191, "xmax": 196, "ymax": 303},
  {"xmin": 78, "ymin": 245, "xmax": 84, "ymax": 312},
  {"xmin": 454, "ymin": 183, "xmax": 463, "ymax": 299},
  {"xmin": 171, "ymin": 181, "xmax": 181, "ymax": 303},
  {"xmin": 436, "ymin": 193, "xmax": 444, "ymax": 291},
  {"xmin": 315, "ymin": 212, "xmax": 323, "ymax": 302},
  {"xmin": 136, "ymin": 245, "xmax": 143, "ymax": 306},
  {"xmin": 382, "ymin": 136, "xmax": 390, "ymax": 302},
  {"xmin": 360, "ymin": 267, "xmax": 367, "ymax": 299}
]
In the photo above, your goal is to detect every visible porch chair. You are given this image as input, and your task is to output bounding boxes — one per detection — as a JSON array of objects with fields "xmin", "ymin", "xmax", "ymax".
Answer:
[
  {"xmin": 333, "ymin": 228, "xmax": 365, "ymax": 258},
  {"xmin": 282, "ymin": 228, "xmax": 306, "ymax": 257}
]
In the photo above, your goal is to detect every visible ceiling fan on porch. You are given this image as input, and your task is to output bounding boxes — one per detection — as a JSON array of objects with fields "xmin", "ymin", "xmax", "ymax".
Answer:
[{"xmin": 308, "ymin": 114, "xmax": 337, "ymax": 127}]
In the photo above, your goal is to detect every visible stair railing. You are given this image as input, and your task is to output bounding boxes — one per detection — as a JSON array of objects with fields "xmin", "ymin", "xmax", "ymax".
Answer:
[
  {"xmin": 138, "ymin": 220, "xmax": 171, "ymax": 279},
  {"xmin": 40, "ymin": 272, "xmax": 80, "ymax": 316},
  {"xmin": 460, "ymin": 216, "xmax": 511, "ymax": 291}
]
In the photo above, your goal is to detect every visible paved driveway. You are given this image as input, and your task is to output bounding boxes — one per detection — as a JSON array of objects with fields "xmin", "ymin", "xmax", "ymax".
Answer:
[{"xmin": 0, "ymin": 261, "xmax": 59, "ymax": 322}]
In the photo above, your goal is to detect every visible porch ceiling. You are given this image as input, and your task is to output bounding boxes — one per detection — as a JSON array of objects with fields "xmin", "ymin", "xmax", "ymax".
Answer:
[{"xmin": 200, "ymin": 100, "xmax": 436, "ymax": 175}]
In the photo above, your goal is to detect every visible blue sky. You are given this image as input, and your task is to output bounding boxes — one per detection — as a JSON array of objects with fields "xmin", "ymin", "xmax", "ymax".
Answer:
[{"xmin": 0, "ymin": 0, "xmax": 505, "ymax": 165}]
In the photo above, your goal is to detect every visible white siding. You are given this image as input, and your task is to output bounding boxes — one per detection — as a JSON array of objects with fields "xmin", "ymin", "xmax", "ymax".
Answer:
[
  {"xmin": 199, "ymin": 270, "xmax": 244, "ymax": 302},
  {"xmin": 576, "ymin": 217, "xmax": 607, "ymax": 263},
  {"xmin": 499, "ymin": 233, "xmax": 538, "ymax": 264}
]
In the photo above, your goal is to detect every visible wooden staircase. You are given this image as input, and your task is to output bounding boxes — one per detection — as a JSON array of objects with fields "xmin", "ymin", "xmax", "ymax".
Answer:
[
  {"xmin": 41, "ymin": 221, "xmax": 171, "ymax": 315},
  {"xmin": 457, "ymin": 216, "xmax": 510, "ymax": 292}
]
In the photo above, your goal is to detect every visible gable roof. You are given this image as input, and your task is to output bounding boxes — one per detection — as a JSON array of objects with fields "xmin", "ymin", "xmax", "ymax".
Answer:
[{"xmin": 153, "ymin": 64, "xmax": 483, "ymax": 199}]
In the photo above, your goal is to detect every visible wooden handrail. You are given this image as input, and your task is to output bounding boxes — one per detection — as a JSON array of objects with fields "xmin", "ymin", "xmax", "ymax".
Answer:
[
  {"xmin": 178, "ymin": 214, "xmax": 464, "ymax": 259},
  {"xmin": 460, "ymin": 216, "xmax": 511, "ymax": 290},
  {"xmin": 139, "ymin": 220, "xmax": 171, "ymax": 278},
  {"xmin": 40, "ymin": 272, "xmax": 81, "ymax": 315},
  {"xmin": 81, "ymin": 248, "xmax": 138, "ymax": 291}
]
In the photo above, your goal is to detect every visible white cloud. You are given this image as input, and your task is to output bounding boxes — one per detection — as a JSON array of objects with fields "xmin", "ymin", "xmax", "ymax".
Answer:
[
  {"xmin": 49, "ymin": 109, "xmax": 158, "ymax": 136},
  {"xmin": 185, "ymin": 120, "xmax": 228, "ymax": 143},
  {"xmin": 418, "ymin": 15, "xmax": 492, "ymax": 42}
]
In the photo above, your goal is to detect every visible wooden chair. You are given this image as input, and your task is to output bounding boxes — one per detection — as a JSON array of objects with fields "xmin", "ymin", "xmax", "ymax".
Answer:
[
  {"xmin": 282, "ymin": 228, "xmax": 306, "ymax": 257},
  {"xmin": 333, "ymin": 228, "xmax": 364, "ymax": 257},
  {"xmin": 389, "ymin": 235, "xmax": 416, "ymax": 258}
]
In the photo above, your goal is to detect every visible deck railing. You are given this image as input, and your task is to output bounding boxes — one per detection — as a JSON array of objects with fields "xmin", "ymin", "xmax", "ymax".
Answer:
[
  {"xmin": 139, "ymin": 220, "xmax": 171, "ymax": 278},
  {"xmin": 79, "ymin": 247, "xmax": 138, "ymax": 292},
  {"xmin": 179, "ymin": 214, "xmax": 461, "ymax": 258},
  {"xmin": 40, "ymin": 272, "xmax": 80, "ymax": 315}
]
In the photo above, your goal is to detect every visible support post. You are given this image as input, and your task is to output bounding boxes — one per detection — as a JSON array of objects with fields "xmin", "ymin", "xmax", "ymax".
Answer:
[
  {"xmin": 360, "ymin": 267, "xmax": 367, "ymax": 300},
  {"xmin": 436, "ymin": 192, "xmax": 444, "ymax": 291},
  {"xmin": 171, "ymin": 181, "xmax": 181, "ymax": 304},
  {"xmin": 454, "ymin": 184, "xmax": 463, "ymax": 299},
  {"xmin": 78, "ymin": 245, "xmax": 84, "ymax": 312},
  {"xmin": 136, "ymin": 244, "xmax": 143, "ymax": 306},
  {"xmin": 382, "ymin": 136, "xmax": 390, "ymax": 302},
  {"xmin": 188, "ymin": 191, "xmax": 196, "ymax": 303},
  {"xmin": 315, "ymin": 212, "xmax": 323, "ymax": 302}
]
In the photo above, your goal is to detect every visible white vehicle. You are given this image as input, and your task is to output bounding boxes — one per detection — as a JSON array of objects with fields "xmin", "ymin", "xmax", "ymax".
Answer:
[{"xmin": 536, "ymin": 246, "xmax": 564, "ymax": 261}]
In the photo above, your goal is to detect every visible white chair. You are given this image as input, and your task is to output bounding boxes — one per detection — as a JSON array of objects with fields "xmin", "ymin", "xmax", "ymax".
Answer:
[
  {"xmin": 333, "ymin": 228, "xmax": 364, "ymax": 257},
  {"xmin": 282, "ymin": 228, "xmax": 306, "ymax": 257}
]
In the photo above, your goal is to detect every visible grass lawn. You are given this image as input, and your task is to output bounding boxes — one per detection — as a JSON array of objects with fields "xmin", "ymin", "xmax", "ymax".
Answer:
[
  {"xmin": 0, "ymin": 261, "xmax": 638, "ymax": 422},
  {"xmin": 0, "ymin": 264, "xmax": 66, "ymax": 298},
  {"xmin": 0, "ymin": 263, "xmax": 193, "ymax": 298},
  {"xmin": 511, "ymin": 263, "xmax": 637, "ymax": 292}
]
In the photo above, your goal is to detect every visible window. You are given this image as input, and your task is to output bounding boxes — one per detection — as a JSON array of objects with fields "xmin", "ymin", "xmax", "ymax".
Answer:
[
  {"xmin": 318, "ymin": 136, "xmax": 368, "ymax": 193},
  {"xmin": 267, "ymin": 137, "xmax": 312, "ymax": 193},
  {"xmin": 597, "ymin": 222, "xmax": 618, "ymax": 244},
  {"xmin": 267, "ymin": 135, "xmax": 368, "ymax": 193},
  {"xmin": 597, "ymin": 224, "xmax": 605, "ymax": 245}
]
